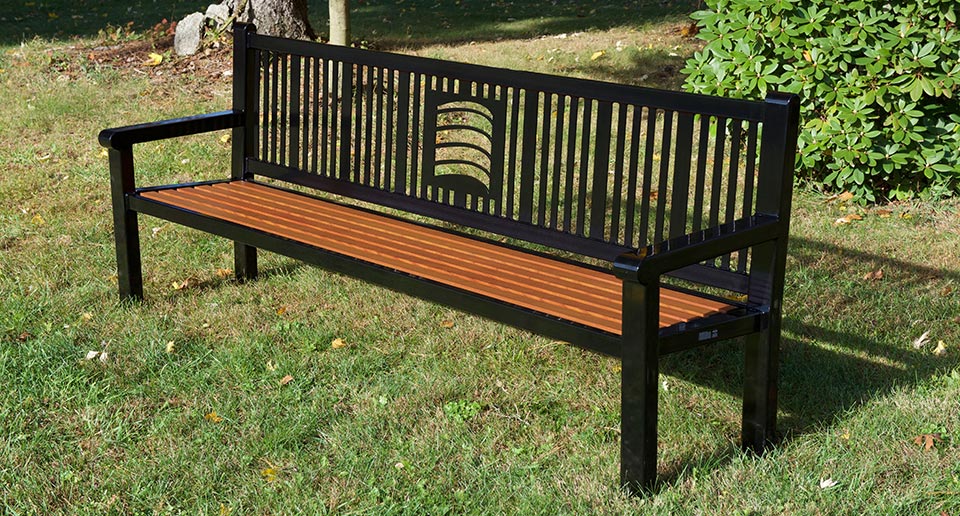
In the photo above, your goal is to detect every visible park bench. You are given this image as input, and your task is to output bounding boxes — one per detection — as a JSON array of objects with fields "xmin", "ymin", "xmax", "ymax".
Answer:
[{"xmin": 99, "ymin": 23, "xmax": 799, "ymax": 493}]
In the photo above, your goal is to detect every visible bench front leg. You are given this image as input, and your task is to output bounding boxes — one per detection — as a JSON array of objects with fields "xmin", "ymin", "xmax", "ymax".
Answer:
[
  {"xmin": 108, "ymin": 148, "xmax": 143, "ymax": 300},
  {"xmin": 620, "ymin": 279, "xmax": 660, "ymax": 494}
]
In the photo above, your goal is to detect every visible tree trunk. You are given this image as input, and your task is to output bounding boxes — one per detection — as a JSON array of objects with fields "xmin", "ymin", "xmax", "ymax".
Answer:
[
  {"xmin": 328, "ymin": 0, "xmax": 350, "ymax": 46},
  {"xmin": 232, "ymin": 0, "xmax": 316, "ymax": 40}
]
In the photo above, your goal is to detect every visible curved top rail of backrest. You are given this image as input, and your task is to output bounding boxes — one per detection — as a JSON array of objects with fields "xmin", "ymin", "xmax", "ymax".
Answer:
[{"xmin": 246, "ymin": 33, "xmax": 767, "ymax": 123}]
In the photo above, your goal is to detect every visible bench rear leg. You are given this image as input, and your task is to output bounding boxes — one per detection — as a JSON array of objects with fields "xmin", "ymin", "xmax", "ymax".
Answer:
[
  {"xmin": 234, "ymin": 243, "xmax": 258, "ymax": 281},
  {"xmin": 742, "ymin": 325, "xmax": 780, "ymax": 454},
  {"xmin": 620, "ymin": 281, "xmax": 660, "ymax": 494}
]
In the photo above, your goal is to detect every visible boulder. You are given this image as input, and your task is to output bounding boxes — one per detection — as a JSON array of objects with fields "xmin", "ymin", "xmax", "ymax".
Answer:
[
  {"xmin": 174, "ymin": 12, "xmax": 206, "ymax": 56},
  {"xmin": 205, "ymin": 3, "xmax": 231, "ymax": 27}
]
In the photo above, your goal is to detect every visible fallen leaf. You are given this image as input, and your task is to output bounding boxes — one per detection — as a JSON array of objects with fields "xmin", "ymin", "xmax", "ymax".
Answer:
[
  {"xmin": 219, "ymin": 133, "xmax": 231, "ymax": 144},
  {"xmin": 215, "ymin": 268, "xmax": 232, "ymax": 278},
  {"xmin": 913, "ymin": 331, "xmax": 931, "ymax": 349},
  {"xmin": 276, "ymin": 306, "xmax": 287, "ymax": 315},
  {"xmin": 280, "ymin": 374, "xmax": 294, "ymax": 386},
  {"xmin": 99, "ymin": 351, "xmax": 109, "ymax": 363},
  {"xmin": 144, "ymin": 52, "xmax": 163, "ymax": 66},
  {"xmin": 941, "ymin": 285, "xmax": 954, "ymax": 296},
  {"xmin": 261, "ymin": 467, "xmax": 278, "ymax": 482},
  {"xmin": 913, "ymin": 433, "xmax": 942, "ymax": 451},
  {"xmin": 440, "ymin": 320, "xmax": 455, "ymax": 328},
  {"xmin": 165, "ymin": 341, "xmax": 175, "ymax": 354},
  {"xmin": 862, "ymin": 269, "xmax": 883, "ymax": 281},
  {"xmin": 331, "ymin": 338, "xmax": 347, "ymax": 349},
  {"xmin": 802, "ymin": 50, "xmax": 812, "ymax": 62},
  {"xmin": 204, "ymin": 411, "xmax": 224, "ymax": 423},
  {"xmin": 819, "ymin": 478, "xmax": 839, "ymax": 489},
  {"xmin": 80, "ymin": 312, "xmax": 93, "ymax": 322},
  {"xmin": 85, "ymin": 350, "xmax": 100, "ymax": 361},
  {"xmin": 171, "ymin": 279, "xmax": 190, "ymax": 291},
  {"xmin": 590, "ymin": 50, "xmax": 605, "ymax": 60},
  {"xmin": 833, "ymin": 213, "xmax": 863, "ymax": 226},
  {"xmin": 933, "ymin": 341, "xmax": 948, "ymax": 356},
  {"xmin": 875, "ymin": 208, "xmax": 893, "ymax": 218},
  {"xmin": 838, "ymin": 191, "xmax": 854, "ymax": 202},
  {"xmin": 899, "ymin": 212, "xmax": 913, "ymax": 219},
  {"xmin": 30, "ymin": 214, "xmax": 45, "ymax": 226},
  {"xmin": 266, "ymin": 360, "xmax": 277, "ymax": 372}
]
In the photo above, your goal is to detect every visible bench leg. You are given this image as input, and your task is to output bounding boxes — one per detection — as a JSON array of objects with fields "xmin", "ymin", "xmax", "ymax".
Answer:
[
  {"xmin": 234, "ymin": 243, "xmax": 258, "ymax": 282},
  {"xmin": 742, "ymin": 325, "xmax": 780, "ymax": 454},
  {"xmin": 620, "ymin": 281, "xmax": 660, "ymax": 494},
  {"xmin": 109, "ymin": 148, "xmax": 143, "ymax": 301}
]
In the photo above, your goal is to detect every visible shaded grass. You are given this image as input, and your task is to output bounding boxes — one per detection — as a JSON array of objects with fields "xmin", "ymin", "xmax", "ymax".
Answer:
[{"xmin": 2, "ymin": 2, "xmax": 960, "ymax": 514}]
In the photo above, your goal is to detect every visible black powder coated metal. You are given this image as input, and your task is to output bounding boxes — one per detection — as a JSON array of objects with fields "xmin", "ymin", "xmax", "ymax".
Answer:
[{"xmin": 99, "ymin": 23, "xmax": 801, "ymax": 495}]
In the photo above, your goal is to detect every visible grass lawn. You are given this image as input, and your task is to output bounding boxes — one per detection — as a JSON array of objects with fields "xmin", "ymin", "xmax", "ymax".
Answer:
[{"xmin": 1, "ymin": 1, "xmax": 959, "ymax": 514}]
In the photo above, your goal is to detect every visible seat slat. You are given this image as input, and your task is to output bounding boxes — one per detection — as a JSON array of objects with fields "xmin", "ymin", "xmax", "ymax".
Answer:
[{"xmin": 140, "ymin": 181, "xmax": 735, "ymax": 334}]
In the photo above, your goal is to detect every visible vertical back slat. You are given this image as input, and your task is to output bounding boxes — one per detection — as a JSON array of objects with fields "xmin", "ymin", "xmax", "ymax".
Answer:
[
  {"xmin": 708, "ymin": 117, "xmax": 727, "ymax": 230},
  {"xmin": 394, "ymin": 72, "xmax": 410, "ymax": 193},
  {"xmin": 410, "ymin": 72, "xmax": 422, "ymax": 196},
  {"xmin": 668, "ymin": 112, "xmax": 694, "ymax": 238},
  {"xmin": 738, "ymin": 120, "xmax": 760, "ymax": 272},
  {"xmin": 518, "ymin": 89, "xmax": 539, "ymax": 223},
  {"xmin": 624, "ymin": 106, "xmax": 642, "ymax": 248},
  {"xmin": 549, "ymin": 95, "xmax": 566, "ymax": 229},
  {"xmin": 575, "ymin": 99, "xmax": 593, "ymax": 236},
  {"xmin": 300, "ymin": 56, "xmax": 310, "ymax": 172},
  {"xmin": 589, "ymin": 101, "xmax": 612, "ymax": 240},
  {"xmin": 537, "ymin": 93, "xmax": 552, "ymax": 226},
  {"xmin": 363, "ymin": 66, "xmax": 374, "ymax": 185},
  {"xmin": 721, "ymin": 120, "xmax": 743, "ymax": 269},
  {"xmin": 638, "ymin": 108, "xmax": 657, "ymax": 247},
  {"xmin": 311, "ymin": 57, "xmax": 320, "ymax": 174},
  {"xmin": 338, "ymin": 62, "xmax": 352, "ymax": 180},
  {"xmin": 288, "ymin": 55, "xmax": 301, "ymax": 169},
  {"xmin": 505, "ymin": 87, "xmax": 521, "ymax": 218},
  {"xmin": 279, "ymin": 53, "xmax": 288, "ymax": 166},
  {"xmin": 562, "ymin": 97, "xmax": 580, "ymax": 233},
  {"xmin": 691, "ymin": 114, "xmax": 711, "ymax": 232},
  {"xmin": 654, "ymin": 110, "xmax": 674, "ymax": 244},
  {"xmin": 610, "ymin": 103, "xmax": 628, "ymax": 244},
  {"xmin": 269, "ymin": 53, "xmax": 279, "ymax": 163},
  {"xmin": 384, "ymin": 69, "xmax": 396, "ymax": 191}
]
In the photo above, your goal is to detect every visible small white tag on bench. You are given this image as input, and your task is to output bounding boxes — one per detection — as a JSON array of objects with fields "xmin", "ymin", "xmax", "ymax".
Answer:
[{"xmin": 698, "ymin": 329, "xmax": 719, "ymax": 341}]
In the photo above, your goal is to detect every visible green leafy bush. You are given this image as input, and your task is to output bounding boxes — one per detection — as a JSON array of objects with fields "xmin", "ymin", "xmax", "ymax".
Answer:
[{"xmin": 681, "ymin": 0, "xmax": 960, "ymax": 201}]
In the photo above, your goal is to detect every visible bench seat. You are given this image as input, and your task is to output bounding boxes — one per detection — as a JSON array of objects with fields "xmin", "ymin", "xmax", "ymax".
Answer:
[{"xmin": 140, "ymin": 180, "xmax": 736, "ymax": 335}]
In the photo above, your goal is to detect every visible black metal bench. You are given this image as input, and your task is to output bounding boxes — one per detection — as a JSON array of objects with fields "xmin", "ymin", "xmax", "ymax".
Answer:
[{"xmin": 99, "ymin": 23, "xmax": 799, "ymax": 493}]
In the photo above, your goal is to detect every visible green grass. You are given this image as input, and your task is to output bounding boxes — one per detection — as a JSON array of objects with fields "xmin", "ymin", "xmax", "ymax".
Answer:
[{"xmin": 2, "ymin": 1, "xmax": 960, "ymax": 514}]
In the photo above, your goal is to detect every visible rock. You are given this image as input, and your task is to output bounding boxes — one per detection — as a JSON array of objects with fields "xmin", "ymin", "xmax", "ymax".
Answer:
[
  {"xmin": 205, "ymin": 4, "xmax": 231, "ymax": 27},
  {"xmin": 174, "ymin": 12, "xmax": 206, "ymax": 56}
]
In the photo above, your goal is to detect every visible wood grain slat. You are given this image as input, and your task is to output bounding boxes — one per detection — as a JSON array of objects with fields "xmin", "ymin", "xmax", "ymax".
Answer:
[{"xmin": 140, "ymin": 182, "xmax": 734, "ymax": 334}]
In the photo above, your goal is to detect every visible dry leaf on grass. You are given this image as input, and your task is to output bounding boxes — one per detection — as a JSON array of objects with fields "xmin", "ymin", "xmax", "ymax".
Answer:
[
  {"xmin": 933, "ymin": 341, "xmax": 948, "ymax": 356},
  {"xmin": 261, "ymin": 467, "xmax": 278, "ymax": 482},
  {"xmin": 204, "ymin": 411, "xmax": 224, "ymax": 423},
  {"xmin": 819, "ymin": 478, "xmax": 839, "ymax": 489},
  {"xmin": 590, "ymin": 50, "xmax": 605, "ymax": 60},
  {"xmin": 331, "ymin": 338, "xmax": 347, "ymax": 349},
  {"xmin": 913, "ymin": 433, "xmax": 942, "ymax": 451},
  {"xmin": 834, "ymin": 213, "xmax": 863, "ymax": 226},
  {"xmin": 913, "ymin": 331, "xmax": 931, "ymax": 349},
  {"xmin": 215, "ymin": 268, "xmax": 232, "ymax": 278},
  {"xmin": 144, "ymin": 52, "xmax": 163, "ymax": 66},
  {"xmin": 280, "ymin": 374, "xmax": 294, "ymax": 386},
  {"xmin": 165, "ymin": 341, "xmax": 175, "ymax": 354},
  {"xmin": 440, "ymin": 320, "xmax": 455, "ymax": 328},
  {"xmin": 863, "ymin": 269, "xmax": 884, "ymax": 281}
]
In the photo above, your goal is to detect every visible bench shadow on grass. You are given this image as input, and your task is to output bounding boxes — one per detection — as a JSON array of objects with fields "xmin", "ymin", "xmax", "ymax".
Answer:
[{"xmin": 655, "ymin": 235, "xmax": 960, "ymax": 488}]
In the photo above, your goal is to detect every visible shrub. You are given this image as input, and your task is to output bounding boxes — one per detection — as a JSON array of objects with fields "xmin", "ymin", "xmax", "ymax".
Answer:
[{"xmin": 681, "ymin": 0, "xmax": 960, "ymax": 201}]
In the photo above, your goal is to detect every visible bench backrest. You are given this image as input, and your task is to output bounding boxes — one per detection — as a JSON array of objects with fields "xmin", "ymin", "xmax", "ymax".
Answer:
[{"xmin": 230, "ymin": 25, "xmax": 798, "ymax": 294}]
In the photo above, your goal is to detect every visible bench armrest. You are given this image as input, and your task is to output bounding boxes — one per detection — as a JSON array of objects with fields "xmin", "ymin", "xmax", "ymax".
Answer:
[
  {"xmin": 613, "ymin": 215, "xmax": 782, "ymax": 283},
  {"xmin": 99, "ymin": 110, "xmax": 244, "ymax": 149}
]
